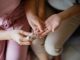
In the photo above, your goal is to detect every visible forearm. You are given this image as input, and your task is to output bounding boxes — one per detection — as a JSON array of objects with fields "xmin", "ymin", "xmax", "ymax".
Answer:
[
  {"xmin": 58, "ymin": 5, "xmax": 80, "ymax": 20},
  {"xmin": 24, "ymin": 0, "xmax": 37, "ymax": 18},
  {"xmin": 0, "ymin": 30, "xmax": 12, "ymax": 40},
  {"xmin": 38, "ymin": 0, "xmax": 46, "ymax": 20},
  {"xmin": 24, "ymin": 0, "xmax": 42, "ymax": 23}
]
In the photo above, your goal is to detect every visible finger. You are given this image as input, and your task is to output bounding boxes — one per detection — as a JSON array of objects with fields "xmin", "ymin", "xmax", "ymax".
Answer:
[
  {"xmin": 34, "ymin": 28, "xmax": 39, "ymax": 33},
  {"xmin": 32, "ymin": 27, "xmax": 39, "ymax": 35},
  {"xmin": 37, "ymin": 25, "xmax": 43, "ymax": 33},
  {"xmin": 20, "ymin": 42, "xmax": 31, "ymax": 45},
  {"xmin": 52, "ymin": 29, "xmax": 54, "ymax": 32},
  {"xmin": 19, "ymin": 30, "xmax": 30, "ymax": 36},
  {"xmin": 33, "ymin": 28, "xmax": 42, "ymax": 36},
  {"xmin": 45, "ymin": 22, "xmax": 51, "ymax": 30},
  {"xmin": 53, "ymin": 24, "xmax": 60, "ymax": 31},
  {"xmin": 41, "ymin": 28, "xmax": 50, "ymax": 37},
  {"xmin": 20, "ymin": 37, "xmax": 32, "ymax": 42},
  {"xmin": 52, "ymin": 25, "xmax": 57, "ymax": 32}
]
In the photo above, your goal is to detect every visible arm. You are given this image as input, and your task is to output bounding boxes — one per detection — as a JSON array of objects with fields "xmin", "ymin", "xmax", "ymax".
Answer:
[
  {"xmin": 0, "ymin": 30, "xmax": 31, "ymax": 45},
  {"xmin": 38, "ymin": 0, "xmax": 46, "ymax": 20},
  {"xmin": 0, "ymin": 30, "xmax": 12, "ymax": 40},
  {"xmin": 24, "ymin": 0, "xmax": 45, "ymax": 34},
  {"xmin": 24, "ymin": 0, "xmax": 37, "ymax": 20},
  {"xmin": 58, "ymin": 4, "xmax": 80, "ymax": 20},
  {"xmin": 43, "ymin": 4, "xmax": 80, "ymax": 36}
]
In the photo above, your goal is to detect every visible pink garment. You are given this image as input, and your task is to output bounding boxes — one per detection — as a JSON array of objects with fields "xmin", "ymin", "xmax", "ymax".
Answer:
[
  {"xmin": 0, "ymin": 41, "xmax": 6, "ymax": 60},
  {"xmin": 0, "ymin": 0, "xmax": 21, "ymax": 17},
  {"xmin": 0, "ymin": 2, "xmax": 31, "ymax": 60}
]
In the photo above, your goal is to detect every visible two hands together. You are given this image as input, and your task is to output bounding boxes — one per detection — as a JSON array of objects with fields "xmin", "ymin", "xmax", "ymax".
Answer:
[
  {"xmin": 11, "ymin": 14, "xmax": 61, "ymax": 45},
  {"xmin": 29, "ymin": 14, "xmax": 61, "ymax": 37}
]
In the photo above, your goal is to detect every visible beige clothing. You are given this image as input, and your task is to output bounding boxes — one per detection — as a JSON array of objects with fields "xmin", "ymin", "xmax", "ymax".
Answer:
[{"xmin": 44, "ymin": 15, "xmax": 80, "ymax": 56}]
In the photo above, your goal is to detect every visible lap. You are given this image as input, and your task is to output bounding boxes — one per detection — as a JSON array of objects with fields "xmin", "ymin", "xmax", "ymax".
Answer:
[{"xmin": 45, "ymin": 15, "xmax": 80, "ymax": 48}]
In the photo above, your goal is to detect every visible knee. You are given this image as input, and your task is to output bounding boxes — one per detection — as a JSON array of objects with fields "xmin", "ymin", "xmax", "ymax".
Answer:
[
  {"xmin": 44, "ymin": 32, "xmax": 62, "ymax": 56},
  {"xmin": 44, "ymin": 43, "xmax": 62, "ymax": 56}
]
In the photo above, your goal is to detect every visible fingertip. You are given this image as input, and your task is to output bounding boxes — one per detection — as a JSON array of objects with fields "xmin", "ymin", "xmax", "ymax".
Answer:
[
  {"xmin": 38, "ymin": 26, "xmax": 43, "ymax": 32},
  {"xmin": 52, "ymin": 29, "xmax": 54, "ymax": 32}
]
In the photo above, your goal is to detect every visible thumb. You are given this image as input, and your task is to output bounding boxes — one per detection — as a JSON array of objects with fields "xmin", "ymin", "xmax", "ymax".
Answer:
[
  {"xmin": 52, "ymin": 28, "xmax": 54, "ymax": 32},
  {"xmin": 37, "ymin": 24, "xmax": 43, "ymax": 32},
  {"xmin": 19, "ymin": 30, "xmax": 30, "ymax": 36}
]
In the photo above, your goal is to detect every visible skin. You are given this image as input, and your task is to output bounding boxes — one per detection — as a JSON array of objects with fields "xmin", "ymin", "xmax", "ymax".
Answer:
[
  {"xmin": 24, "ymin": 0, "xmax": 49, "ymax": 60},
  {"xmin": 24, "ymin": 0, "xmax": 45, "ymax": 35},
  {"xmin": 0, "ymin": 30, "xmax": 31, "ymax": 45},
  {"xmin": 38, "ymin": 0, "xmax": 46, "ymax": 20},
  {"xmin": 24, "ymin": 1, "xmax": 80, "ymax": 60},
  {"xmin": 42, "ymin": 4, "xmax": 80, "ymax": 36},
  {"xmin": 43, "ymin": 4, "xmax": 80, "ymax": 60},
  {"xmin": 0, "ymin": 0, "xmax": 44, "ymax": 45}
]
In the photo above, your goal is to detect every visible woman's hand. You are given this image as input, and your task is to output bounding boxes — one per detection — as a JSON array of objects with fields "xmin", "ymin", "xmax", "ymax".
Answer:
[
  {"xmin": 9, "ymin": 30, "xmax": 32, "ymax": 45},
  {"xmin": 27, "ymin": 13, "xmax": 45, "ymax": 35},
  {"xmin": 46, "ymin": 14, "xmax": 61, "ymax": 32},
  {"xmin": 25, "ymin": 0, "xmax": 45, "ymax": 36},
  {"xmin": 41, "ymin": 14, "xmax": 61, "ymax": 37}
]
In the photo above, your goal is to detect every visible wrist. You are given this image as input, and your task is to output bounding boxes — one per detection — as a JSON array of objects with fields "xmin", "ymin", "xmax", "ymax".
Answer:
[
  {"xmin": 53, "ymin": 14, "xmax": 62, "ymax": 22},
  {"xmin": 57, "ymin": 13, "xmax": 66, "ymax": 20},
  {"xmin": 5, "ymin": 31, "xmax": 12, "ymax": 40},
  {"xmin": 26, "ymin": 12, "xmax": 37, "ymax": 21},
  {"xmin": 0, "ymin": 30, "xmax": 12, "ymax": 40}
]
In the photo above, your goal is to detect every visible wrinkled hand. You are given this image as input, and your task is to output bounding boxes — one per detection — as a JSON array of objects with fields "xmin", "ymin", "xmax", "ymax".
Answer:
[
  {"xmin": 28, "ymin": 15, "xmax": 45, "ymax": 35},
  {"xmin": 41, "ymin": 14, "xmax": 61, "ymax": 36},
  {"xmin": 10, "ymin": 30, "xmax": 32, "ymax": 45}
]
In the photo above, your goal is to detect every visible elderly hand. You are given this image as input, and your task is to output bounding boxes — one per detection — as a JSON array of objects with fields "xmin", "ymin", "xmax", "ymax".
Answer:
[{"xmin": 41, "ymin": 14, "xmax": 61, "ymax": 37}]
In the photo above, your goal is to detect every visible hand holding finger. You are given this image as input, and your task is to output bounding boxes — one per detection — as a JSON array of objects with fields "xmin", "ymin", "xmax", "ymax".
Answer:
[
  {"xmin": 19, "ymin": 30, "xmax": 31, "ymax": 36},
  {"xmin": 40, "ymin": 28, "xmax": 51, "ymax": 38}
]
